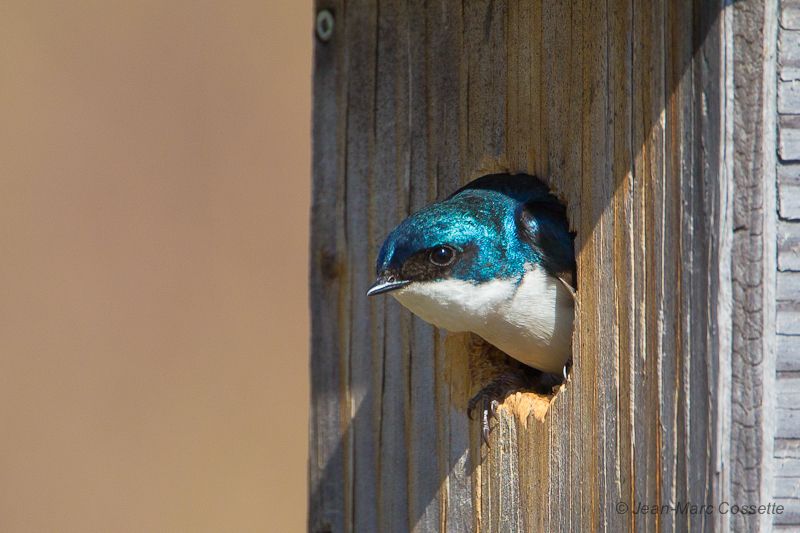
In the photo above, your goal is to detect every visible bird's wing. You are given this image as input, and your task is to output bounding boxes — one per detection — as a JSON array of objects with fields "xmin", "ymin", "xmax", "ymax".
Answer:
[{"xmin": 515, "ymin": 199, "xmax": 577, "ymax": 289}]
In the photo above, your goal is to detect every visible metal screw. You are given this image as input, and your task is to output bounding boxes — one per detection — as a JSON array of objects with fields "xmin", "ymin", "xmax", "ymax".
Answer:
[{"xmin": 316, "ymin": 9, "xmax": 334, "ymax": 42}]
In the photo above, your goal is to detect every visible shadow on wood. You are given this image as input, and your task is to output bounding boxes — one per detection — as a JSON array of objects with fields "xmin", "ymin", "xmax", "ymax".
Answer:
[{"xmin": 309, "ymin": 1, "xmax": 771, "ymax": 531}]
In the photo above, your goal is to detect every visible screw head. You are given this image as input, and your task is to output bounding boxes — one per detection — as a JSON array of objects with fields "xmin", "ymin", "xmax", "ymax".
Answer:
[{"xmin": 316, "ymin": 9, "xmax": 334, "ymax": 42}]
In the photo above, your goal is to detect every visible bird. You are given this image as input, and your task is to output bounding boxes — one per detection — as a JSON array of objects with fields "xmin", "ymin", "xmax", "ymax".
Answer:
[{"xmin": 367, "ymin": 173, "xmax": 575, "ymax": 444}]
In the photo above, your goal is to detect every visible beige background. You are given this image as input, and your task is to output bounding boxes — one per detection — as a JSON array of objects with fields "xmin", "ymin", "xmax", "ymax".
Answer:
[{"xmin": 0, "ymin": 2, "xmax": 310, "ymax": 531}]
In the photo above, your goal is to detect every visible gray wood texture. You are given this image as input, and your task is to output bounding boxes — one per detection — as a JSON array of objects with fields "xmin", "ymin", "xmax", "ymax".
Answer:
[
  {"xmin": 779, "ymin": 115, "xmax": 800, "ymax": 160},
  {"xmin": 780, "ymin": 24, "xmax": 800, "ymax": 80},
  {"xmin": 732, "ymin": 2, "xmax": 779, "ymax": 532},
  {"xmin": 778, "ymin": 164, "xmax": 800, "ymax": 219},
  {"xmin": 309, "ymin": 1, "xmax": 778, "ymax": 531},
  {"xmin": 779, "ymin": 221, "xmax": 800, "ymax": 270},
  {"xmin": 773, "ymin": 0, "xmax": 800, "ymax": 529},
  {"xmin": 779, "ymin": 272, "xmax": 800, "ymax": 300},
  {"xmin": 778, "ymin": 300, "xmax": 800, "ymax": 335},
  {"xmin": 777, "ymin": 335, "xmax": 800, "ymax": 371},
  {"xmin": 774, "ymin": 439, "xmax": 800, "ymax": 527},
  {"xmin": 779, "ymin": 80, "xmax": 800, "ymax": 114},
  {"xmin": 784, "ymin": 1, "xmax": 800, "ymax": 31}
]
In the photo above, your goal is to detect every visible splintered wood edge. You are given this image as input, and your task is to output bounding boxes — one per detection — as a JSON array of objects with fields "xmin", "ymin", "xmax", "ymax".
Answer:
[
  {"xmin": 499, "ymin": 387, "xmax": 563, "ymax": 428},
  {"xmin": 504, "ymin": 360, "xmax": 571, "ymax": 427},
  {"xmin": 446, "ymin": 331, "xmax": 568, "ymax": 428}
]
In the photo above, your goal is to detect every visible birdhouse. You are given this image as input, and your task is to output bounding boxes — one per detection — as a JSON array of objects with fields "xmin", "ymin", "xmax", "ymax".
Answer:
[{"xmin": 309, "ymin": 1, "xmax": 793, "ymax": 531}]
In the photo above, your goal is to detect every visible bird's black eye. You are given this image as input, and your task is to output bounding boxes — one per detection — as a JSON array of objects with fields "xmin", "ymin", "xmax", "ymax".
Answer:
[{"xmin": 429, "ymin": 245, "xmax": 456, "ymax": 267}]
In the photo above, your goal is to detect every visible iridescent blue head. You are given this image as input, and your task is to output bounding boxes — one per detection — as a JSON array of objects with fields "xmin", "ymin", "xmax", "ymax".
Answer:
[{"xmin": 367, "ymin": 173, "xmax": 575, "ymax": 296}]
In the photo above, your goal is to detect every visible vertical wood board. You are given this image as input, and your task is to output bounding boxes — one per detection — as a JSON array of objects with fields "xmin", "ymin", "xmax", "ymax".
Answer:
[{"xmin": 308, "ymin": 1, "xmax": 771, "ymax": 531}]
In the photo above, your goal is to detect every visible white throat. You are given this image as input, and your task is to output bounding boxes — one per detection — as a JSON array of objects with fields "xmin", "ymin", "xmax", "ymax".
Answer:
[{"xmin": 392, "ymin": 265, "xmax": 573, "ymax": 374}]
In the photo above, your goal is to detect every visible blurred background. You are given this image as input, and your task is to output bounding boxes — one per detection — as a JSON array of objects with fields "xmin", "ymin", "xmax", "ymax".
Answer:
[{"xmin": 0, "ymin": 2, "xmax": 310, "ymax": 531}]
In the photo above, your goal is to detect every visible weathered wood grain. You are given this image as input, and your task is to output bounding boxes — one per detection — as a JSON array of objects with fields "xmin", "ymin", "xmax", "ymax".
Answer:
[
  {"xmin": 779, "ymin": 79, "xmax": 800, "ymax": 113},
  {"xmin": 779, "ymin": 271, "xmax": 800, "ymax": 301},
  {"xmin": 784, "ymin": 0, "xmax": 800, "ymax": 31},
  {"xmin": 780, "ymin": 115, "xmax": 800, "ymax": 161},
  {"xmin": 775, "ymin": 476, "xmax": 800, "ymax": 499},
  {"xmin": 308, "ymin": 2, "xmax": 349, "ymax": 531},
  {"xmin": 779, "ymin": 221, "xmax": 800, "ymax": 270},
  {"xmin": 731, "ymin": 1, "xmax": 778, "ymax": 532},
  {"xmin": 774, "ymin": 3, "xmax": 799, "ymax": 528},
  {"xmin": 309, "ymin": 1, "xmax": 774, "ymax": 531},
  {"xmin": 775, "ymin": 455, "xmax": 800, "ymax": 478},
  {"xmin": 778, "ymin": 301, "xmax": 800, "ymax": 335},
  {"xmin": 777, "ymin": 408, "xmax": 800, "ymax": 439},
  {"xmin": 778, "ymin": 164, "xmax": 800, "ymax": 219},
  {"xmin": 774, "ymin": 499, "xmax": 800, "ymax": 526},
  {"xmin": 776, "ymin": 437, "xmax": 800, "ymax": 457},
  {"xmin": 778, "ymin": 373, "xmax": 800, "ymax": 403},
  {"xmin": 780, "ymin": 28, "xmax": 800, "ymax": 80},
  {"xmin": 777, "ymin": 334, "xmax": 800, "ymax": 371}
]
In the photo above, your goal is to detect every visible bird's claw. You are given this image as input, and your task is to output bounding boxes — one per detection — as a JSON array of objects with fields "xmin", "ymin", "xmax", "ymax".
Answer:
[
  {"xmin": 490, "ymin": 399, "xmax": 499, "ymax": 418},
  {"xmin": 481, "ymin": 399, "xmax": 500, "ymax": 446},
  {"xmin": 468, "ymin": 394, "xmax": 501, "ymax": 447},
  {"xmin": 467, "ymin": 365, "xmax": 562, "ymax": 447}
]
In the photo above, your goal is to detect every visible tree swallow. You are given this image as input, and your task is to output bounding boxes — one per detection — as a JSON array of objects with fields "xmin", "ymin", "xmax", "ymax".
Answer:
[{"xmin": 368, "ymin": 173, "xmax": 575, "ymax": 442}]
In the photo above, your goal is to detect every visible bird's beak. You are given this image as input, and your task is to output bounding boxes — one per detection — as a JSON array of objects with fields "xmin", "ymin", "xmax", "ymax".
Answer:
[{"xmin": 366, "ymin": 274, "xmax": 410, "ymax": 296}]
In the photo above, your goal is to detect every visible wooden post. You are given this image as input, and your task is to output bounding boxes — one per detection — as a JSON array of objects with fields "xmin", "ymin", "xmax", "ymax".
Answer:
[{"xmin": 309, "ymin": 1, "xmax": 777, "ymax": 531}]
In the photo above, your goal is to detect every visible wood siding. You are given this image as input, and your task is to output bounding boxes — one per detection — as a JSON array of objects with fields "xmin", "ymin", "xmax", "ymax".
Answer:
[
  {"xmin": 309, "ymin": 1, "xmax": 777, "ymax": 531},
  {"xmin": 775, "ymin": 0, "xmax": 800, "ymax": 529}
]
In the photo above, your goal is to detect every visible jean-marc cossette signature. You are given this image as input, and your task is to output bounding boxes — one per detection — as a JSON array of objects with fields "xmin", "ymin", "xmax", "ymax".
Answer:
[{"xmin": 615, "ymin": 501, "xmax": 785, "ymax": 515}]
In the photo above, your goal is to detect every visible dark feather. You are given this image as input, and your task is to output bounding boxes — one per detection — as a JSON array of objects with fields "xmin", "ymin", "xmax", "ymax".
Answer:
[
  {"xmin": 516, "ymin": 199, "xmax": 576, "ymax": 288},
  {"xmin": 455, "ymin": 173, "xmax": 576, "ymax": 287}
]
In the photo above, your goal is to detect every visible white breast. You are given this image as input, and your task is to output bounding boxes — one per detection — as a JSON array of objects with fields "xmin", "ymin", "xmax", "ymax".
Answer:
[{"xmin": 392, "ymin": 265, "xmax": 574, "ymax": 374}]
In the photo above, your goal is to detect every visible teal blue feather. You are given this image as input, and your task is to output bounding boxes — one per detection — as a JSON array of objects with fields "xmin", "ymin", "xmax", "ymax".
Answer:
[{"xmin": 376, "ymin": 174, "xmax": 574, "ymax": 285}]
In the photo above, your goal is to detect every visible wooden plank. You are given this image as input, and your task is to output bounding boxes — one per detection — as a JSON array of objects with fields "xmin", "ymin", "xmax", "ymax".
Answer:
[
  {"xmin": 776, "ymin": 438, "xmax": 800, "ymax": 458},
  {"xmin": 539, "ymin": 2, "xmax": 584, "ymax": 531},
  {"xmin": 714, "ymin": 3, "xmax": 737, "ymax": 528},
  {"xmin": 778, "ymin": 335, "xmax": 800, "ymax": 371},
  {"xmin": 609, "ymin": 0, "xmax": 635, "ymax": 530},
  {"xmin": 731, "ymin": 1, "xmax": 778, "ymax": 531},
  {"xmin": 775, "ymin": 477, "xmax": 800, "ymax": 499},
  {"xmin": 340, "ymin": 3, "xmax": 385, "ymax": 531},
  {"xmin": 784, "ymin": 0, "xmax": 800, "ymax": 31},
  {"xmin": 631, "ymin": 0, "xmax": 668, "ymax": 529},
  {"xmin": 780, "ymin": 115, "xmax": 800, "ymax": 161},
  {"xmin": 308, "ymin": 2, "xmax": 350, "ymax": 532},
  {"xmin": 774, "ymin": 498, "xmax": 800, "ymax": 526},
  {"xmin": 779, "ymin": 271, "xmax": 800, "ymax": 301},
  {"xmin": 541, "ymin": 0, "xmax": 583, "ymax": 213},
  {"xmin": 774, "ymin": 438, "xmax": 800, "ymax": 526},
  {"xmin": 775, "ymin": 455, "xmax": 800, "ymax": 478},
  {"xmin": 577, "ymin": 0, "xmax": 620, "ymax": 531},
  {"xmin": 505, "ymin": 0, "xmax": 542, "ymax": 177},
  {"xmin": 679, "ymin": 1, "xmax": 727, "ymax": 529},
  {"xmin": 778, "ymin": 301, "xmax": 800, "ymax": 335},
  {"xmin": 778, "ymin": 409, "xmax": 800, "ymax": 439},
  {"xmin": 778, "ymin": 164, "xmax": 800, "ymax": 219},
  {"xmin": 780, "ymin": 29, "xmax": 800, "ymax": 80},
  {"xmin": 461, "ymin": 0, "xmax": 507, "ymax": 176},
  {"xmin": 779, "ymin": 220, "xmax": 800, "ymax": 270},
  {"xmin": 779, "ymin": 79, "xmax": 800, "ymax": 113},
  {"xmin": 778, "ymin": 373, "xmax": 800, "ymax": 407},
  {"xmin": 307, "ymin": 1, "xmax": 738, "ymax": 531}
]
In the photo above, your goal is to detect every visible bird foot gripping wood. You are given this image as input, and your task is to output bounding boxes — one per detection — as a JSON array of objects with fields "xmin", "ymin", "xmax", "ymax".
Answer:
[
  {"xmin": 467, "ymin": 365, "xmax": 565, "ymax": 447},
  {"xmin": 467, "ymin": 393, "xmax": 500, "ymax": 447}
]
